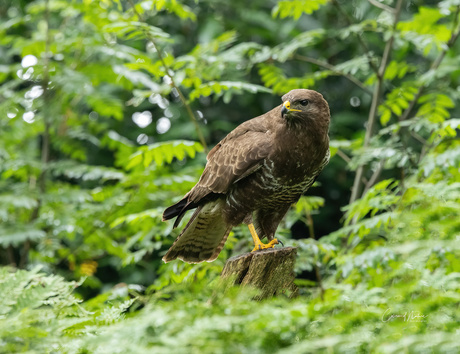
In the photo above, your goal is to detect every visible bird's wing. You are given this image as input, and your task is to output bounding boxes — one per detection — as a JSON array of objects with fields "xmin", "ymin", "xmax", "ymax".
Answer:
[{"xmin": 188, "ymin": 117, "xmax": 273, "ymax": 202}]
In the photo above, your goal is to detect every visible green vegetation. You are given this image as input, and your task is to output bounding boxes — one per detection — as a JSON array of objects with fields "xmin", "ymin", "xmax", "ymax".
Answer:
[{"xmin": 1, "ymin": 0, "xmax": 459, "ymax": 352}]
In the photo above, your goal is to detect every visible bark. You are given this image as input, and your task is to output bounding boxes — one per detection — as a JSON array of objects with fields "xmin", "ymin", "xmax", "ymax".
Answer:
[{"xmin": 221, "ymin": 247, "xmax": 298, "ymax": 300}]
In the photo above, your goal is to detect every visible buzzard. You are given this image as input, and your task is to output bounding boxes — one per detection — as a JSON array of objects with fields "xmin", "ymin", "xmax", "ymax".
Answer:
[{"xmin": 162, "ymin": 89, "xmax": 330, "ymax": 263}]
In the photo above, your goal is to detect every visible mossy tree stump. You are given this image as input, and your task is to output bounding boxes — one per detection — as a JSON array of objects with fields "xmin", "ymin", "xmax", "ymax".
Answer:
[{"xmin": 221, "ymin": 247, "xmax": 298, "ymax": 300}]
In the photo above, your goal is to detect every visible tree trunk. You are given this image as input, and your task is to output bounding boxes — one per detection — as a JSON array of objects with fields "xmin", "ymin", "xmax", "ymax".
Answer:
[{"xmin": 221, "ymin": 246, "xmax": 298, "ymax": 300}]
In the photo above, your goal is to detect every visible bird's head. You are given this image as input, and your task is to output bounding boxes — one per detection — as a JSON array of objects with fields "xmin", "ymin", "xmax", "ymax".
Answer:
[{"xmin": 280, "ymin": 89, "xmax": 330, "ymax": 126}]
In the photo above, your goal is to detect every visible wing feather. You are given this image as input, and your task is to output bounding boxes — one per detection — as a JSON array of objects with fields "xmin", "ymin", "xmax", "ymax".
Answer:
[{"xmin": 187, "ymin": 116, "xmax": 273, "ymax": 202}]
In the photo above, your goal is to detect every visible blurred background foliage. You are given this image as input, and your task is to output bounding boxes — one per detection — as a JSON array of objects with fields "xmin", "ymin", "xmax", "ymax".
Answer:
[{"xmin": 1, "ymin": 0, "xmax": 460, "ymax": 352}]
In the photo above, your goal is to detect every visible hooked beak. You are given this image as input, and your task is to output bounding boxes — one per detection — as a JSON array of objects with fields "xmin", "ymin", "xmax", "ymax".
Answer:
[
  {"xmin": 281, "ymin": 104, "xmax": 289, "ymax": 117},
  {"xmin": 281, "ymin": 100, "xmax": 301, "ymax": 118}
]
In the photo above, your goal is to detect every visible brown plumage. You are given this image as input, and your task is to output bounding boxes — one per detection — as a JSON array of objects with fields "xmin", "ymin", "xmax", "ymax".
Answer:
[{"xmin": 162, "ymin": 89, "xmax": 331, "ymax": 263}]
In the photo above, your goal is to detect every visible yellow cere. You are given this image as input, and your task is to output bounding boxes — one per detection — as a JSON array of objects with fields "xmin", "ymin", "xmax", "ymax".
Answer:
[{"xmin": 283, "ymin": 101, "xmax": 302, "ymax": 112}]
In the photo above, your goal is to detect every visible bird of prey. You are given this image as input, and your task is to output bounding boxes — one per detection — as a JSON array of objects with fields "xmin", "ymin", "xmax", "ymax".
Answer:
[{"xmin": 162, "ymin": 89, "xmax": 330, "ymax": 263}]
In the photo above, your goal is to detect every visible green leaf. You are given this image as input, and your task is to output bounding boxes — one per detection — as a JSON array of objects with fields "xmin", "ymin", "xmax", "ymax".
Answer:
[
  {"xmin": 273, "ymin": 0, "xmax": 329, "ymax": 20},
  {"xmin": 127, "ymin": 140, "xmax": 204, "ymax": 170},
  {"xmin": 0, "ymin": 227, "xmax": 46, "ymax": 247},
  {"xmin": 189, "ymin": 81, "xmax": 272, "ymax": 101},
  {"xmin": 0, "ymin": 195, "xmax": 38, "ymax": 210}
]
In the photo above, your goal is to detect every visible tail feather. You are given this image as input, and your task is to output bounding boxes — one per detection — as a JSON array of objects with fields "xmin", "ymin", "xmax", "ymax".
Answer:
[
  {"xmin": 163, "ymin": 197, "xmax": 199, "ymax": 229},
  {"xmin": 162, "ymin": 199, "xmax": 231, "ymax": 263},
  {"xmin": 162, "ymin": 198, "xmax": 188, "ymax": 221}
]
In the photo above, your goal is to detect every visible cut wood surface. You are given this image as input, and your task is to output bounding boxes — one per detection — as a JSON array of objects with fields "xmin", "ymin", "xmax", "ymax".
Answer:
[{"xmin": 221, "ymin": 246, "xmax": 298, "ymax": 300}]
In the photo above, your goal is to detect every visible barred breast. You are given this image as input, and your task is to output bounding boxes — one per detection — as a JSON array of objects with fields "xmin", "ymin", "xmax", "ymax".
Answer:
[{"xmin": 223, "ymin": 148, "xmax": 330, "ymax": 224}]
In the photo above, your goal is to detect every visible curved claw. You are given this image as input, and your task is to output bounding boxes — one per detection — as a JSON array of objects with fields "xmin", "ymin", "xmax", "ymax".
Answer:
[{"xmin": 251, "ymin": 238, "xmax": 280, "ymax": 252}]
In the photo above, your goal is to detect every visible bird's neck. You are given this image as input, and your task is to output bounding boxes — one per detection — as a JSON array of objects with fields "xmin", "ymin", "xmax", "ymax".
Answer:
[{"xmin": 284, "ymin": 117, "xmax": 329, "ymax": 146}]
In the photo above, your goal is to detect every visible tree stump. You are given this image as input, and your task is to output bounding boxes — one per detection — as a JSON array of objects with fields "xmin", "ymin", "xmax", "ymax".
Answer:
[{"xmin": 221, "ymin": 247, "xmax": 298, "ymax": 300}]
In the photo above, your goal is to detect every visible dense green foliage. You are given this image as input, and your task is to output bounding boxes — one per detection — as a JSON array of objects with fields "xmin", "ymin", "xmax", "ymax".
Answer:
[{"xmin": 1, "ymin": 0, "xmax": 459, "ymax": 352}]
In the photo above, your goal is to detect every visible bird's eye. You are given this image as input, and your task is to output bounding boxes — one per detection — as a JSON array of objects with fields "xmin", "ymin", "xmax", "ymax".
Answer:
[{"xmin": 299, "ymin": 99, "xmax": 309, "ymax": 106}]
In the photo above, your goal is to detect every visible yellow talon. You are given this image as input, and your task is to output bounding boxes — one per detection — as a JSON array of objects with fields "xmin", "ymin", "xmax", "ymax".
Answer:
[{"xmin": 248, "ymin": 223, "xmax": 280, "ymax": 252}]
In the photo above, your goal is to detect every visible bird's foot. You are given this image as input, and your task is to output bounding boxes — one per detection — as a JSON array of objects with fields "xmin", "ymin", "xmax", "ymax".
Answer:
[
  {"xmin": 248, "ymin": 223, "xmax": 284, "ymax": 252},
  {"xmin": 251, "ymin": 238, "xmax": 280, "ymax": 252}
]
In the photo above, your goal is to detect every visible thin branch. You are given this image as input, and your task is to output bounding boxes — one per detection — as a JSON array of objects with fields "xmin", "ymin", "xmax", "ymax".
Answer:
[
  {"xmin": 362, "ymin": 159, "xmax": 385, "ymax": 196},
  {"xmin": 55, "ymin": 185, "xmax": 140, "ymax": 268},
  {"xmin": 449, "ymin": 5, "xmax": 460, "ymax": 46},
  {"xmin": 331, "ymin": 0, "xmax": 380, "ymax": 75},
  {"xmin": 367, "ymin": 0, "xmax": 395, "ymax": 14},
  {"xmin": 417, "ymin": 136, "xmax": 437, "ymax": 164},
  {"xmin": 38, "ymin": 0, "xmax": 51, "ymax": 194},
  {"xmin": 377, "ymin": 1, "xmax": 404, "ymax": 80},
  {"xmin": 127, "ymin": 0, "xmax": 208, "ymax": 151},
  {"xmin": 305, "ymin": 211, "xmax": 315, "ymax": 239},
  {"xmin": 314, "ymin": 262, "xmax": 325, "ymax": 301},
  {"xmin": 20, "ymin": 0, "xmax": 52, "ymax": 268},
  {"xmin": 410, "ymin": 131, "xmax": 427, "ymax": 146},
  {"xmin": 400, "ymin": 164, "xmax": 405, "ymax": 190},
  {"xmin": 353, "ymin": 6, "xmax": 460, "ymax": 204},
  {"xmin": 349, "ymin": 0, "xmax": 404, "ymax": 205},
  {"xmin": 398, "ymin": 89, "xmax": 422, "ymax": 122},
  {"xmin": 304, "ymin": 212, "xmax": 324, "ymax": 300},
  {"xmin": 295, "ymin": 54, "xmax": 373, "ymax": 96},
  {"xmin": 336, "ymin": 149, "xmax": 351, "ymax": 164},
  {"xmin": 7, "ymin": 246, "xmax": 16, "ymax": 267}
]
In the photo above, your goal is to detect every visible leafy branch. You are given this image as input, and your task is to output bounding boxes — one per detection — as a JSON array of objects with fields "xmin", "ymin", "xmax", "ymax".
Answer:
[
  {"xmin": 351, "ymin": 4, "xmax": 460, "ymax": 205},
  {"xmin": 127, "ymin": 0, "xmax": 208, "ymax": 152},
  {"xmin": 399, "ymin": 5, "xmax": 460, "ymax": 123},
  {"xmin": 349, "ymin": 0, "xmax": 404, "ymax": 205},
  {"xmin": 367, "ymin": 0, "xmax": 395, "ymax": 14},
  {"xmin": 294, "ymin": 54, "xmax": 372, "ymax": 96},
  {"xmin": 331, "ymin": 0, "xmax": 380, "ymax": 75},
  {"xmin": 19, "ymin": 0, "xmax": 52, "ymax": 268}
]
